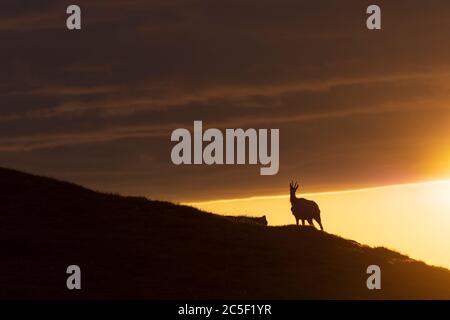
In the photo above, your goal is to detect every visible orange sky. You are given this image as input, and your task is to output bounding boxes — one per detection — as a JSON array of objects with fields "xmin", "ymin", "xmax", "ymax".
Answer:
[{"xmin": 0, "ymin": 1, "xmax": 449, "ymax": 201}]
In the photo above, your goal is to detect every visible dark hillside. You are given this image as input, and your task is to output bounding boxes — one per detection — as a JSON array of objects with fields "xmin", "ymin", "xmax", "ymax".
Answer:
[{"xmin": 1, "ymin": 167, "xmax": 449, "ymax": 299}]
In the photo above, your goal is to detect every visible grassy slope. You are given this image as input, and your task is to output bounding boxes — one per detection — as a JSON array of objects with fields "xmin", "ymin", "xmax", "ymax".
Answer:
[{"xmin": 0, "ymin": 167, "xmax": 449, "ymax": 299}]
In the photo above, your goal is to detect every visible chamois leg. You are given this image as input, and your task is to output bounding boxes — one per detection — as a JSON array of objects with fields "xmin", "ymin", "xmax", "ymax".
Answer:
[
  {"xmin": 301, "ymin": 219, "xmax": 305, "ymax": 226},
  {"xmin": 315, "ymin": 216, "xmax": 324, "ymax": 231},
  {"xmin": 307, "ymin": 219, "xmax": 314, "ymax": 227},
  {"xmin": 296, "ymin": 218, "xmax": 299, "ymax": 226}
]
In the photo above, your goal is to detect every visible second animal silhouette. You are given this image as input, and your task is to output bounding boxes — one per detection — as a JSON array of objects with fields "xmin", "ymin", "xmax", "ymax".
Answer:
[{"xmin": 290, "ymin": 181, "xmax": 324, "ymax": 230}]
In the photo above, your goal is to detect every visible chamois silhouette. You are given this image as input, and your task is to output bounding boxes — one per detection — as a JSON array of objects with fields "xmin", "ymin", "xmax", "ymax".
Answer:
[
  {"xmin": 290, "ymin": 181, "xmax": 323, "ymax": 230},
  {"xmin": 224, "ymin": 215, "xmax": 268, "ymax": 226}
]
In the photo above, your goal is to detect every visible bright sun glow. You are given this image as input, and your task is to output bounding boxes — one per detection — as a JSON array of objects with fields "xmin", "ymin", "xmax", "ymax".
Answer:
[{"xmin": 186, "ymin": 180, "xmax": 450, "ymax": 270}]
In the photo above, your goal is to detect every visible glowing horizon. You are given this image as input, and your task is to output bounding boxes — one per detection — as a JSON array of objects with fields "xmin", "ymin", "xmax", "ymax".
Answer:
[
  {"xmin": 185, "ymin": 179, "xmax": 450, "ymax": 205},
  {"xmin": 186, "ymin": 179, "xmax": 450, "ymax": 270}
]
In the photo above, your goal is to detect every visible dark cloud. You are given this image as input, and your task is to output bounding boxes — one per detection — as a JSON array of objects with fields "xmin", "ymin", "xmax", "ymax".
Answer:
[{"xmin": 0, "ymin": 0, "xmax": 449, "ymax": 200}]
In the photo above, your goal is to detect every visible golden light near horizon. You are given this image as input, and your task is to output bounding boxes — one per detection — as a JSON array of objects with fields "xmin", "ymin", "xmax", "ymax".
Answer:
[{"xmin": 187, "ymin": 180, "xmax": 450, "ymax": 270}]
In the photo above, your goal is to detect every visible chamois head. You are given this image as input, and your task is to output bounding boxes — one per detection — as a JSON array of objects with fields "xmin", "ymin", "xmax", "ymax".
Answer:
[{"xmin": 289, "ymin": 180, "xmax": 298, "ymax": 198}]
